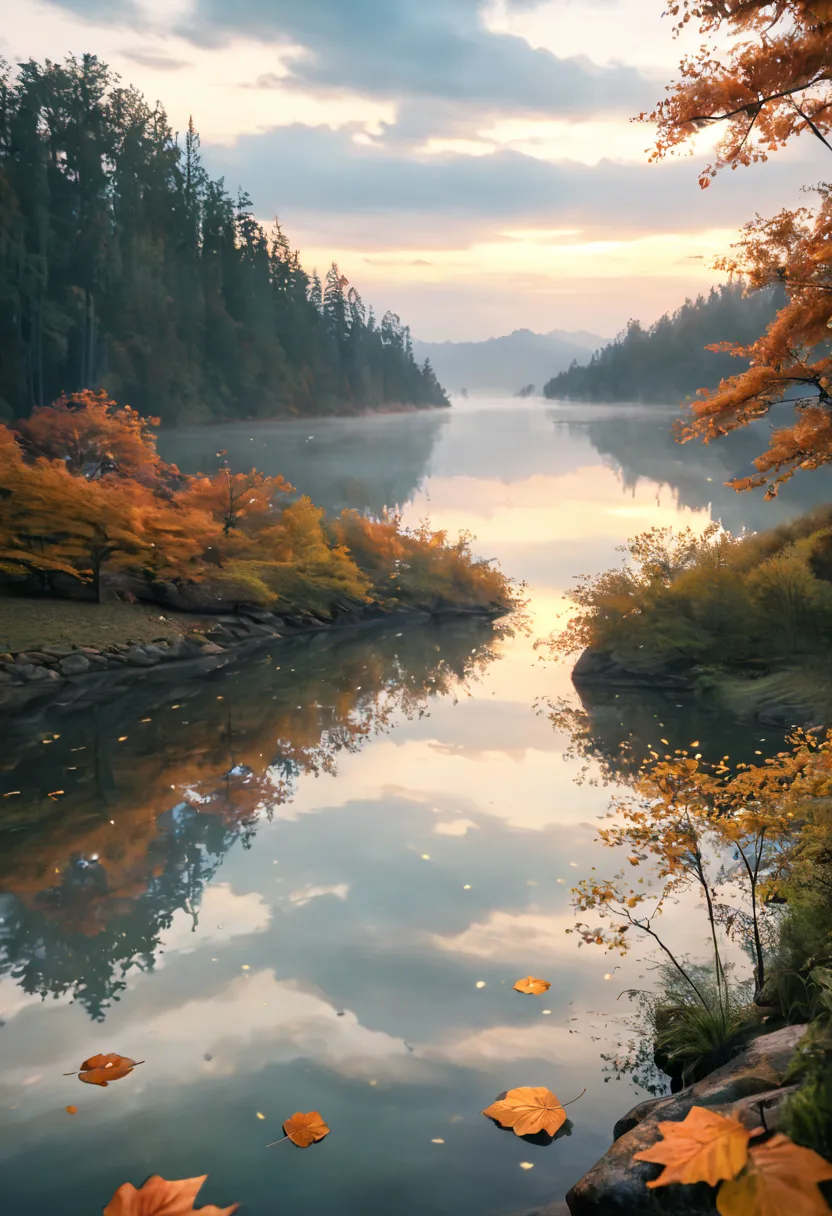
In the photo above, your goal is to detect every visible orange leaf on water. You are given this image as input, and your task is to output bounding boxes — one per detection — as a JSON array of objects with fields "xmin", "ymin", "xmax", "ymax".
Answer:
[
  {"xmin": 104, "ymin": 1174, "xmax": 238, "ymax": 1216},
  {"xmin": 716, "ymin": 1133, "xmax": 832, "ymax": 1216},
  {"xmin": 513, "ymin": 977, "xmax": 551, "ymax": 995},
  {"xmin": 482, "ymin": 1086, "xmax": 567, "ymax": 1138},
  {"xmin": 72, "ymin": 1053, "xmax": 144, "ymax": 1087},
  {"xmin": 282, "ymin": 1111, "xmax": 331, "ymax": 1148},
  {"xmin": 633, "ymin": 1106, "xmax": 752, "ymax": 1188}
]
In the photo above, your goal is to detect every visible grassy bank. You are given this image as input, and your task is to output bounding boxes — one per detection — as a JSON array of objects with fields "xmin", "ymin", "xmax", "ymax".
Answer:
[{"xmin": 0, "ymin": 598, "xmax": 192, "ymax": 654}]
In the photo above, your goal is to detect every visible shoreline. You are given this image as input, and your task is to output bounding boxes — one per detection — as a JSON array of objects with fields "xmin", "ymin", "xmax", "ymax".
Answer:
[
  {"xmin": 0, "ymin": 601, "xmax": 505, "ymax": 719},
  {"xmin": 571, "ymin": 646, "xmax": 826, "ymax": 728},
  {"xmin": 157, "ymin": 401, "xmax": 451, "ymax": 431}
]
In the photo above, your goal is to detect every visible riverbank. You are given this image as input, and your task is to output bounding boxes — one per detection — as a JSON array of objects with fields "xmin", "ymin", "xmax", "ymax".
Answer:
[
  {"xmin": 0, "ymin": 597, "xmax": 505, "ymax": 717},
  {"xmin": 571, "ymin": 646, "xmax": 830, "ymax": 728}
]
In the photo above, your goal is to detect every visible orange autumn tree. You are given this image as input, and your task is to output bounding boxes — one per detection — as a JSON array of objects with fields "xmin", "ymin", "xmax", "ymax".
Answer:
[
  {"xmin": 642, "ymin": 0, "xmax": 832, "ymax": 494},
  {"xmin": 571, "ymin": 728, "xmax": 832, "ymax": 1011},
  {"xmin": 15, "ymin": 390, "xmax": 175, "ymax": 486}
]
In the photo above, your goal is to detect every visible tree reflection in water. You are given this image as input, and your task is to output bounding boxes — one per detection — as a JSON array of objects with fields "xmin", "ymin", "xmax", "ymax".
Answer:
[{"xmin": 0, "ymin": 619, "xmax": 503, "ymax": 1020}]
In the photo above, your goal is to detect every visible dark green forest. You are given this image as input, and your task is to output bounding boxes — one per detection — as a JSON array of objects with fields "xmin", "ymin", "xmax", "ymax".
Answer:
[
  {"xmin": 0, "ymin": 55, "xmax": 449, "ymax": 425},
  {"xmin": 543, "ymin": 282, "xmax": 783, "ymax": 404}
]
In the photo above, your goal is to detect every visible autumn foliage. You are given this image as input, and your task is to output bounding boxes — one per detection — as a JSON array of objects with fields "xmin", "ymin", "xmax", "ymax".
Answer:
[
  {"xmin": 641, "ymin": 0, "xmax": 832, "ymax": 493},
  {"xmin": 0, "ymin": 390, "xmax": 512, "ymax": 615}
]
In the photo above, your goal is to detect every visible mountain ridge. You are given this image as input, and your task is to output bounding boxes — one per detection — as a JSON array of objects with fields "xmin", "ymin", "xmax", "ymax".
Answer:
[{"xmin": 413, "ymin": 327, "xmax": 607, "ymax": 396}]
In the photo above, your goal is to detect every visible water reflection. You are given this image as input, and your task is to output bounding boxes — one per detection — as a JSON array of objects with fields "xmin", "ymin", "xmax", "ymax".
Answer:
[
  {"xmin": 158, "ymin": 410, "xmax": 449, "ymax": 516},
  {"xmin": 0, "ymin": 621, "xmax": 499, "ymax": 1021},
  {"xmin": 553, "ymin": 403, "xmax": 832, "ymax": 535},
  {"xmin": 0, "ymin": 400, "xmax": 822, "ymax": 1216}
]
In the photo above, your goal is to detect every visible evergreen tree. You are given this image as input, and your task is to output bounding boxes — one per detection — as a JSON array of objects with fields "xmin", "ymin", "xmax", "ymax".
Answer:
[
  {"xmin": 544, "ymin": 283, "xmax": 784, "ymax": 404},
  {"xmin": 0, "ymin": 55, "xmax": 449, "ymax": 424}
]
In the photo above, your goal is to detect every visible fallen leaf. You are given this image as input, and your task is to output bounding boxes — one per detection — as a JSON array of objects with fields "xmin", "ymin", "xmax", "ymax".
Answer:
[
  {"xmin": 282, "ymin": 1111, "xmax": 331, "ymax": 1148},
  {"xmin": 71, "ymin": 1053, "xmax": 143, "ymax": 1087},
  {"xmin": 482, "ymin": 1086, "xmax": 567, "ymax": 1138},
  {"xmin": 634, "ymin": 1106, "xmax": 751, "ymax": 1188},
  {"xmin": 104, "ymin": 1174, "xmax": 238, "ymax": 1216},
  {"xmin": 716, "ymin": 1133, "xmax": 832, "ymax": 1216},
  {"xmin": 513, "ymin": 977, "xmax": 551, "ymax": 996}
]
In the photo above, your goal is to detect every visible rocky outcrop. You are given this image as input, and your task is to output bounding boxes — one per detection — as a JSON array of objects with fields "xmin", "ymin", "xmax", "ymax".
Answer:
[
  {"xmin": 566, "ymin": 1024, "xmax": 808, "ymax": 1216},
  {"xmin": 571, "ymin": 648, "xmax": 689, "ymax": 690}
]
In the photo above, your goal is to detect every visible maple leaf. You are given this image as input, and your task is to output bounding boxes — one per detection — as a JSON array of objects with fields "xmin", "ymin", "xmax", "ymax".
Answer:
[
  {"xmin": 716, "ymin": 1133, "xmax": 832, "ymax": 1216},
  {"xmin": 71, "ymin": 1053, "xmax": 144, "ymax": 1087},
  {"xmin": 282, "ymin": 1111, "xmax": 331, "ymax": 1148},
  {"xmin": 513, "ymin": 977, "xmax": 551, "ymax": 995},
  {"xmin": 482, "ymin": 1086, "xmax": 567, "ymax": 1138},
  {"xmin": 104, "ymin": 1174, "xmax": 238, "ymax": 1216},
  {"xmin": 633, "ymin": 1106, "xmax": 752, "ymax": 1188}
]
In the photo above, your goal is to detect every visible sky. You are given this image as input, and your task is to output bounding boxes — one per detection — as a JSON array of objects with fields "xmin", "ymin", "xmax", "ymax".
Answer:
[{"xmin": 3, "ymin": 0, "xmax": 822, "ymax": 341}]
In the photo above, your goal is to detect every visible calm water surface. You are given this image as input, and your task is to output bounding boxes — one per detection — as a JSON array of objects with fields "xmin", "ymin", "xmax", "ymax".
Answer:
[{"xmin": 1, "ymin": 399, "xmax": 830, "ymax": 1215}]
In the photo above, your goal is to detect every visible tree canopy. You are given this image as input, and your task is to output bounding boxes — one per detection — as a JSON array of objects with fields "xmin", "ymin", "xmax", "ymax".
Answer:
[
  {"xmin": 543, "ymin": 283, "xmax": 782, "ymax": 404},
  {"xmin": 0, "ymin": 55, "xmax": 449, "ymax": 424},
  {"xmin": 641, "ymin": 0, "xmax": 832, "ymax": 494}
]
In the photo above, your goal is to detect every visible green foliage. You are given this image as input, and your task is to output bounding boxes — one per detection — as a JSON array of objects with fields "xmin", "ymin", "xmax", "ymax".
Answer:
[
  {"xmin": 549, "ymin": 510, "xmax": 832, "ymax": 692},
  {"xmin": 544, "ymin": 282, "xmax": 784, "ymax": 403},
  {"xmin": 0, "ymin": 56, "xmax": 449, "ymax": 424},
  {"xmin": 782, "ymin": 970, "xmax": 832, "ymax": 1158},
  {"xmin": 652, "ymin": 972, "xmax": 758, "ymax": 1087}
]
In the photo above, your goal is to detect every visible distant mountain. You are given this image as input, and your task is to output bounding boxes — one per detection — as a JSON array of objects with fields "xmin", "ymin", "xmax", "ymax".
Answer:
[{"xmin": 412, "ymin": 328, "xmax": 606, "ymax": 397}]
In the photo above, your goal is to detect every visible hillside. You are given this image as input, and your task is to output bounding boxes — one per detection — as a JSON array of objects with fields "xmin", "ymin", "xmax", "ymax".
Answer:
[
  {"xmin": 413, "ymin": 328, "xmax": 605, "ymax": 396},
  {"xmin": 0, "ymin": 56, "xmax": 448, "ymax": 425},
  {"xmin": 543, "ymin": 283, "xmax": 784, "ymax": 404}
]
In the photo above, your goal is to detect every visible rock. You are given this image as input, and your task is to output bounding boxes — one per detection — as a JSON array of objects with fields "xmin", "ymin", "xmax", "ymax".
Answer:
[
  {"xmin": 124, "ymin": 646, "xmax": 159, "ymax": 667},
  {"xmin": 15, "ymin": 652, "xmax": 48, "ymax": 666},
  {"xmin": 572, "ymin": 648, "xmax": 689, "ymax": 690},
  {"xmin": 17, "ymin": 664, "xmax": 60, "ymax": 683},
  {"xmin": 85, "ymin": 654, "xmax": 110, "ymax": 668},
  {"xmin": 140, "ymin": 644, "xmax": 168, "ymax": 661},
  {"xmin": 197, "ymin": 642, "xmax": 225, "ymax": 656},
  {"xmin": 77, "ymin": 646, "xmax": 102, "ymax": 656},
  {"xmin": 566, "ymin": 1025, "xmax": 807, "ymax": 1216},
  {"xmin": 43, "ymin": 645, "xmax": 76, "ymax": 658},
  {"xmin": 0, "ymin": 671, "xmax": 14, "ymax": 684},
  {"xmin": 613, "ymin": 1096, "xmax": 672, "ymax": 1142},
  {"xmin": 59, "ymin": 654, "xmax": 91, "ymax": 676},
  {"xmin": 0, "ymin": 652, "xmax": 13, "ymax": 664}
]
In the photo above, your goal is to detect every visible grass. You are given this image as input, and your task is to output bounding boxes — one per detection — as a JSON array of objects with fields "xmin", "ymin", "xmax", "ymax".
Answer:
[{"xmin": 0, "ymin": 596, "xmax": 191, "ymax": 653}]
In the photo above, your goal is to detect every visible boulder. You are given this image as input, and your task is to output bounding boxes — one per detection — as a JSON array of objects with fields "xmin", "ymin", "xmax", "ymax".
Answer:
[
  {"xmin": 566, "ymin": 1025, "xmax": 807, "ymax": 1216},
  {"xmin": 124, "ymin": 646, "xmax": 159, "ymax": 667},
  {"xmin": 59, "ymin": 653, "xmax": 91, "ymax": 677},
  {"xmin": 571, "ymin": 649, "xmax": 689, "ymax": 690}
]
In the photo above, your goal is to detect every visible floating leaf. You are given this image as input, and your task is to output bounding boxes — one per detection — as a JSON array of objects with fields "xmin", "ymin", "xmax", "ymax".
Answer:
[
  {"xmin": 66, "ymin": 1105, "xmax": 78, "ymax": 1115},
  {"xmin": 280, "ymin": 1111, "xmax": 331, "ymax": 1148},
  {"xmin": 482, "ymin": 1086, "xmax": 568, "ymax": 1138},
  {"xmin": 716, "ymin": 1133, "xmax": 832, "ymax": 1216},
  {"xmin": 633, "ymin": 1106, "xmax": 752, "ymax": 1188},
  {"xmin": 104, "ymin": 1174, "xmax": 238, "ymax": 1216},
  {"xmin": 513, "ymin": 977, "xmax": 551, "ymax": 996},
  {"xmin": 71, "ymin": 1053, "xmax": 143, "ymax": 1087}
]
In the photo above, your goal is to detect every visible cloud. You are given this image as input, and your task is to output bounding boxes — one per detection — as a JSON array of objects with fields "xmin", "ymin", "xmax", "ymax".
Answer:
[
  {"xmin": 205, "ymin": 122, "xmax": 803, "ymax": 246},
  {"xmin": 180, "ymin": 0, "xmax": 652, "ymax": 119},
  {"xmin": 120, "ymin": 48, "xmax": 191, "ymax": 70}
]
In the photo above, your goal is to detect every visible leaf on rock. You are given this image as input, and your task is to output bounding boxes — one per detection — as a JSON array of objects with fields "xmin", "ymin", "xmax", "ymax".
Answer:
[
  {"xmin": 104, "ymin": 1174, "xmax": 238, "ymax": 1216},
  {"xmin": 75, "ymin": 1053, "xmax": 143, "ymax": 1087},
  {"xmin": 513, "ymin": 977, "xmax": 551, "ymax": 996},
  {"xmin": 633, "ymin": 1106, "xmax": 751, "ymax": 1188},
  {"xmin": 482, "ymin": 1086, "xmax": 567, "ymax": 1138},
  {"xmin": 716, "ymin": 1133, "xmax": 832, "ymax": 1216},
  {"xmin": 283, "ymin": 1111, "xmax": 331, "ymax": 1148}
]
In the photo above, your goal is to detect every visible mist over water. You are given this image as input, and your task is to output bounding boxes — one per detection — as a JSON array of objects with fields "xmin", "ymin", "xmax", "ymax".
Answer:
[{"xmin": 1, "ymin": 398, "xmax": 826, "ymax": 1215}]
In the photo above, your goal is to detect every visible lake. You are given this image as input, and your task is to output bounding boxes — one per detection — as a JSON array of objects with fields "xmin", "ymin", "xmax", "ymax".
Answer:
[{"xmin": 1, "ymin": 398, "xmax": 829, "ymax": 1215}]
